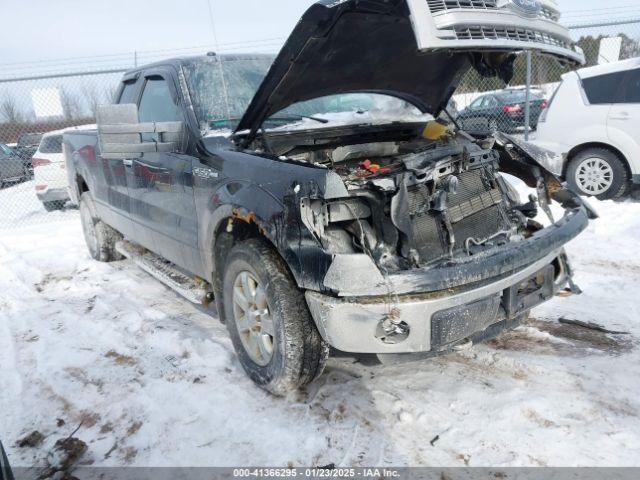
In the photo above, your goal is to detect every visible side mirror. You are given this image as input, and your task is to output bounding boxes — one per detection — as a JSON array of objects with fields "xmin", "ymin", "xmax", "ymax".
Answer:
[{"xmin": 97, "ymin": 104, "xmax": 184, "ymax": 159}]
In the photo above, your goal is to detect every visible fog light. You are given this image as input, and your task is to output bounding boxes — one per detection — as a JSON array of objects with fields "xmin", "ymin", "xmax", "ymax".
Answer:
[{"xmin": 376, "ymin": 309, "xmax": 410, "ymax": 345}]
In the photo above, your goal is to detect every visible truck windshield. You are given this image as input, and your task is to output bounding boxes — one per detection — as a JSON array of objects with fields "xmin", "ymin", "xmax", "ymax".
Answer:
[
  {"xmin": 183, "ymin": 55, "xmax": 427, "ymax": 135},
  {"xmin": 183, "ymin": 55, "xmax": 274, "ymax": 133}
]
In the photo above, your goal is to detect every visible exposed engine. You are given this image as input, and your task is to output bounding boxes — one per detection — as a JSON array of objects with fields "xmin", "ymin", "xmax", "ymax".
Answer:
[{"xmin": 296, "ymin": 130, "xmax": 540, "ymax": 272}]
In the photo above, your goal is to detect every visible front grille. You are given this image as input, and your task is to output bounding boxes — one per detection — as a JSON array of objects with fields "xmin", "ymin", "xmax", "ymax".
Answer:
[
  {"xmin": 454, "ymin": 26, "xmax": 571, "ymax": 49},
  {"xmin": 427, "ymin": 0, "xmax": 498, "ymax": 13},
  {"xmin": 426, "ymin": 0, "xmax": 560, "ymax": 21}
]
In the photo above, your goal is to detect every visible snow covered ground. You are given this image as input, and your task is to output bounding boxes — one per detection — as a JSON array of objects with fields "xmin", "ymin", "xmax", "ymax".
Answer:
[{"xmin": 1, "ymin": 182, "xmax": 640, "ymax": 468}]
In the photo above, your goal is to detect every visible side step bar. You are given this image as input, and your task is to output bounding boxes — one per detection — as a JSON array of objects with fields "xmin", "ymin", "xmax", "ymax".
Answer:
[{"xmin": 116, "ymin": 240, "xmax": 212, "ymax": 306}]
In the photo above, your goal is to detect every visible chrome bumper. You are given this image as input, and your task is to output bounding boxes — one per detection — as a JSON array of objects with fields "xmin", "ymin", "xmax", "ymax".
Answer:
[{"xmin": 306, "ymin": 250, "xmax": 566, "ymax": 354}]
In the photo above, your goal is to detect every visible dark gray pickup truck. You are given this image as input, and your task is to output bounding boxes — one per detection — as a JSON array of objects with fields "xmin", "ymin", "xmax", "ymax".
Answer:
[{"xmin": 65, "ymin": 0, "xmax": 594, "ymax": 394}]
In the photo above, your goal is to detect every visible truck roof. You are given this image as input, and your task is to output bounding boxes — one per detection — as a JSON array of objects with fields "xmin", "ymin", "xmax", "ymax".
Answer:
[{"xmin": 121, "ymin": 53, "xmax": 274, "ymax": 80}]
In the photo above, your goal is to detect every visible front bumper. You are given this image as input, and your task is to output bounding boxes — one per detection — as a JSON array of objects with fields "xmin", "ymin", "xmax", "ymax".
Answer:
[
  {"xmin": 306, "ymin": 206, "xmax": 589, "ymax": 354},
  {"xmin": 307, "ymin": 250, "xmax": 566, "ymax": 354}
]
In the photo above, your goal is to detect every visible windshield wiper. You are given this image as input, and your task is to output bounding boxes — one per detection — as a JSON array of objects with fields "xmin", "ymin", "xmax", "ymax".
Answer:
[{"xmin": 265, "ymin": 115, "xmax": 329, "ymax": 125}]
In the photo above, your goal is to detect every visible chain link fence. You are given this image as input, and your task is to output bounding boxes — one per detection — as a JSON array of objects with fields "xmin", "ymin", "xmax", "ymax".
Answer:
[
  {"xmin": 1, "ymin": 21, "xmax": 638, "ymax": 229},
  {"xmin": 452, "ymin": 20, "xmax": 640, "ymax": 138}
]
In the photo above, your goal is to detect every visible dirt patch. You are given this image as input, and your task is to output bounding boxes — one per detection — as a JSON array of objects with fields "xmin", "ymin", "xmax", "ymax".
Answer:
[
  {"xmin": 105, "ymin": 350, "xmax": 137, "ymax": 367},
  {"xmin": 488, "ymin": 318, "xmax": 634, "ymax": 357},
  {"xmin": 121, "ymin": 446, "xmax": 138, "ymax": 463},
  {"xmin": 45, "ymin": 437, "xmax": 88, "ymax": 475},
  {"xmin": 85, "ymin": 295, "xmax": 97, "ymax": 313},
  {"xmin": 78, "ymin": 411, "xmax": 101, "ymax": 428},
  {"xmin": 99, "ymin": 422, "xmax": 114, "ymax": 434},
  {"xmin": 64, "ymin": 367, "xmax": 104, "ymax": 389},
  {"xmin": 126, "ymin": 421, "xmax": 143, "ymax": 437},
  {"xmin": 16, "ymin": 431, "xmax": 44, "ymax": 448},
  {"xmin": 34, "ymin": 273, "xmax": 73, "ymax": 293},
  {"xmin": 588, "ymin": 259, "xmax": 640, "ymax": 276},
  {"xmin": 524, "ymin": 409, "xmax": 556, "ymax": 428}
]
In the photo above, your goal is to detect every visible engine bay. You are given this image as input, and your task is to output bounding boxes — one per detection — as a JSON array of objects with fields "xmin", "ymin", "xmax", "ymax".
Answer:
[{"xmin": 292, "ymin": 126, "xmax": 544, "ymax": 272}]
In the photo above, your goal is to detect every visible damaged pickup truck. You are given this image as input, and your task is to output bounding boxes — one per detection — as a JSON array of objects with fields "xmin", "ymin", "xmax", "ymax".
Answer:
[{"xmin": 64, "ymin": 0, "xmax": 594, "ymax": 394}]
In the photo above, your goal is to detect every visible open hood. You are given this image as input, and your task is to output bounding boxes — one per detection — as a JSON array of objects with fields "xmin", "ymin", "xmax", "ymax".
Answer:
[
  {"xmin": 235, "ymin": 0, "xmax": 583, "ymax": 139},
  {"xmin": 235, "ymin": 0, "xmax": 472, "ymax": 137}
]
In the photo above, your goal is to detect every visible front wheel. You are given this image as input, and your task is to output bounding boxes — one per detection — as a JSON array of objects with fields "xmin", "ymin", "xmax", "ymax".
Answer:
[
  {"xmin": 79, "ymin": 192, "xmax": 123, "ymax": 262},
  {"xmin": 222, "ymin": 239, "xmax": 329, "ymax": 396},
  {"xmin": 566, "ymin": 148, "xmax": 629, "ymax": 200}
]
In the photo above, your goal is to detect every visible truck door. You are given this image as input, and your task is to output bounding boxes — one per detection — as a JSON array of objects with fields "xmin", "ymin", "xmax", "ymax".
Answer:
[{"xmin": 128, "ymin": 70, "xmax": 202, "ymax": 275}]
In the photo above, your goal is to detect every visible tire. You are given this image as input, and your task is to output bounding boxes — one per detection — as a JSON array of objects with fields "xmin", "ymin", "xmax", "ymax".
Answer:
[
  {"xmin": 43, "ymin": 201, "xmax": 64, "ymax": 212},
  {"xmin": 79, "ymin": 192, "xmax": 123, "ymax": 262},
  {"xmin": 222, "ymin": 238, "xmax": 329, "ymax": 396},
  {"xmin": 487, "ymin": 118, "xmax": 499, "ymax": 133},
  {"xmin": 566, "ymin": 148, "xmax": 629, "ymax": 200}
]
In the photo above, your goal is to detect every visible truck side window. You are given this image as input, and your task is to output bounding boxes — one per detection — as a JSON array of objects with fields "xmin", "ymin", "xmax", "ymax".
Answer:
[
  {"xmin": 582, "ymin": 71, "xmax": 626, "ymax": 104},
  {"xmin": 138, "ymin": 77, "xmax": 181, "ymax": 123},
  {"xmin": 119, "ymin": 80, "xmax": 138, "ymax": 104}
]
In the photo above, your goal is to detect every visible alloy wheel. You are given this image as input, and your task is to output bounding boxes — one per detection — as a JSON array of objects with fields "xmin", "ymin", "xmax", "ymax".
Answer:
[{"xmin": 232, "ymin": 271, "xmax": 274, "ymax": 366}]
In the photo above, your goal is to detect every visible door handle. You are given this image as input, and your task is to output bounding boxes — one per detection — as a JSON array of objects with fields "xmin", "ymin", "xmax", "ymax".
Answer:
[
  {"xmin": 123, "ymin": 159, "xmax": 133, "ymax": 167},
  {"xmin": 609, "ymin": 111, "xmax": 630, "ymax": 120}
]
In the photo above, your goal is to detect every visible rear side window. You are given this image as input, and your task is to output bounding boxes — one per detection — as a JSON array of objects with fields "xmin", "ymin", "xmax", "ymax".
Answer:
[
  {"xmin": 19, "ymin": 133, "xmax": 42, "ymax": 146},
  {"xmin": 138, "ymin": 77, "xmax": 181, "ymax": 123},
  {"xmin": 582, "ymin": 71, "xmax": 627, "ymax": 104},
  {"xmin": 622, "ymin": 69, "xmax": 640, "ymax": 103},
  {"xmin": 119, "ymin": 80, "xmax": 139, "ymax": 104},
  {"xmin": 39, "ymin": 135, "xmax": 63, "ymax": 154}
]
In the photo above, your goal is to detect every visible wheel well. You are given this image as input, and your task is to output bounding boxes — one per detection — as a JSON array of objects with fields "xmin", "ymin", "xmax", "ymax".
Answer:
[
  {"xmin": 211, "ymin": 214, "xmax": 277, "ymax": 321},
  {"xmin": 564, "ymin": 143, "xmax": 631, "ymax": 178}
]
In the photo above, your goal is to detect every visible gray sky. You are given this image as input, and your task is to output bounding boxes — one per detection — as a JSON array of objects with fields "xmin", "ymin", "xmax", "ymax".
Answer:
[{"xmin": 1, "ymin": 0, "xmax": 639, "ymax": 73}]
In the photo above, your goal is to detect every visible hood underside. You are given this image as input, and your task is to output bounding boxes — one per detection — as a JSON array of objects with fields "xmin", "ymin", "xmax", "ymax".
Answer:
[
  {"xmin": 236, "ymin": 0, "xmax": 473, "ymax": 135},
  {"xmin": 235, "ymin": 0, "xmax": 582, "ymax": 138}
]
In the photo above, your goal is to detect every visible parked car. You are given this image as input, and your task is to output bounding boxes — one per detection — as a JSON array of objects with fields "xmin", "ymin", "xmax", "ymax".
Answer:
[
  {"xmin": 0, "ymin": 143, "xmax": 28, "ymax": 188},
  {"xmin": 32, "ymin": 130, "xmax": 72, "ymax": 211},
  {"xmin": 456, "ymin": 89, "xmax": 547, "ymax": 134},
  {"xmin": 64, "ymin": 0, "xmax": 591, "ymax": 395},
  {"xmin": 532, "ymin": 57, "xmax": 640, "ymax": 200},
  {"xmin": 14, "ymin": 132, "xmax": 43, "ymax": 176}
]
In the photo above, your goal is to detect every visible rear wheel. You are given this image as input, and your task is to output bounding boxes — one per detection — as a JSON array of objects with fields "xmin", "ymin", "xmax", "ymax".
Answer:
[
  {"xmin": 79, "ymin": 192, "xmax": 123, "ymax": 262},
  {"xmin": 222, "ymin": 239, "xmax": 328, "ymax": 396},
  {"xmin": 566, "ymin": 148, "xmax": 629, "ymax": 200}
]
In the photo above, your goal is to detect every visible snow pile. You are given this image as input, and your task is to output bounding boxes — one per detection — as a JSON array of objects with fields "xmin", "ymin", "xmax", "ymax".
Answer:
[{"xmin": 1, "ymin": 190, "xmax": 639, "ymax": 467}]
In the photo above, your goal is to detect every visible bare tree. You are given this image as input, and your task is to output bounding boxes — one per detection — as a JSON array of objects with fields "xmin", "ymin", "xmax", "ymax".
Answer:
[
  {"xmin": 102, "ymin": 85, "xmax": 118, "ymax": 104},
  {"xmin": 59, "ymin": 87, "xmax": 82, "ymax": 120},
  {"xmin": 0, "ymin": 91, "xmax": 23, "ymax": 123},
  {"xmin": 82, "ymin": 85, "xmax": 101, "ymax": 117}
]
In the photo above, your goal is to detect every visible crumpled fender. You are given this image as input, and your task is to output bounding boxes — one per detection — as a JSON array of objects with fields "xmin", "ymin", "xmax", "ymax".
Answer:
[
  {"xmin": 199, "ymin": 178, "xmax": 334, "ymax": 293},
  {"xmin": 494, "ymin": 132, "xmax": 599, "ymax": 220}
]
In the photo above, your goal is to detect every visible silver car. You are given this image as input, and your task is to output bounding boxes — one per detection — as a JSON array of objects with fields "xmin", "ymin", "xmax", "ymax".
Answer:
[{"xmin": 0, "ymin": 144, "xmax": 27, "ymax": 188}]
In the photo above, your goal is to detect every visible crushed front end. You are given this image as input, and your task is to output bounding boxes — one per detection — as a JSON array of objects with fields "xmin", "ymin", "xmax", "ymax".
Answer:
[{"xmin": 290, "ymin": 127, "xmax": 593, "ymax": 355}]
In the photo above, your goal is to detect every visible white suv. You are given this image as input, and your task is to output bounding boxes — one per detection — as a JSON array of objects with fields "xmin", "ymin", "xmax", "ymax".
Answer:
[
  {"xmin": 533, "ymin": 57, "xmax": 640, "ymax": 200},
  {"xmin": 32, "ymin": 130, "xmax": 70, "ymax": 211}
]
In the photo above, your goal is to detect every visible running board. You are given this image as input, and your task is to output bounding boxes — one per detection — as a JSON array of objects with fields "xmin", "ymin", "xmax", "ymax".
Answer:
[{"xmin": 116, "ymin": 240, "xmax": 212, "ymax": 305}]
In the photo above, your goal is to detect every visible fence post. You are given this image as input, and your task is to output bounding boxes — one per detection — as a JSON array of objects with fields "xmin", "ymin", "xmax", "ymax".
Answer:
[{"xmin": 524, "ymin": 50, "xmax": 532, "ymax": 141}]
